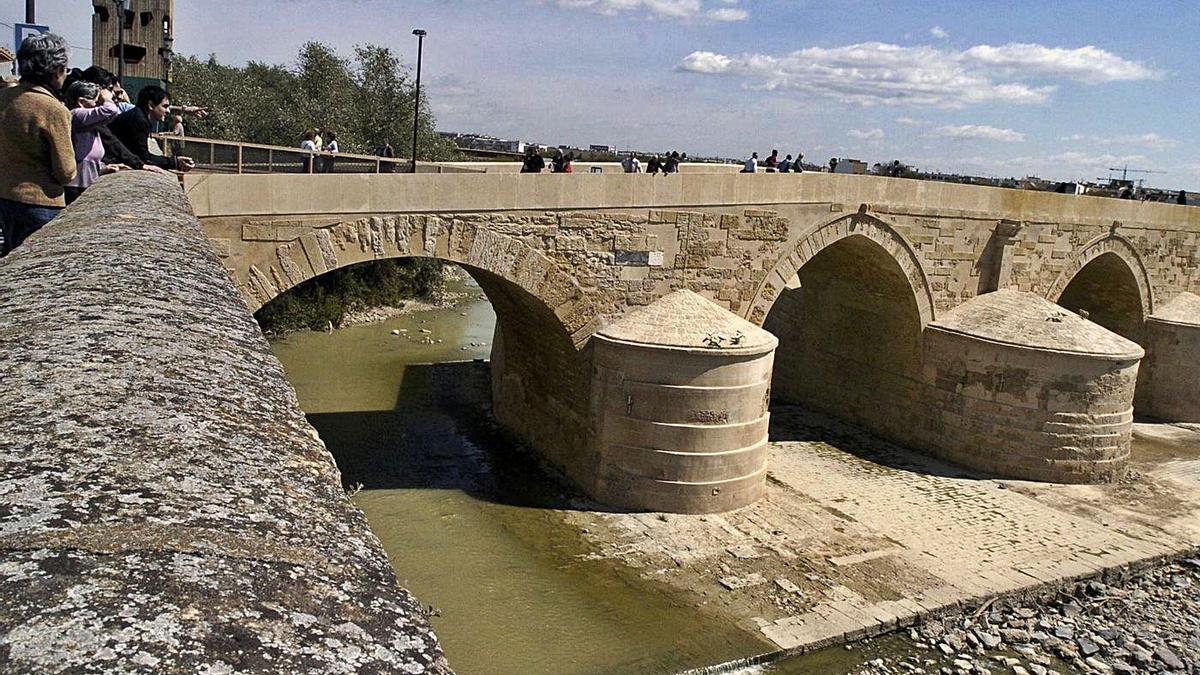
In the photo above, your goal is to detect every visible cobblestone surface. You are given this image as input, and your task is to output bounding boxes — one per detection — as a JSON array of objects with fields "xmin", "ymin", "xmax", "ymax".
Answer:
[{"xmin": 566, "ymin": 407, "xmax": 1200, "ymax": 658}]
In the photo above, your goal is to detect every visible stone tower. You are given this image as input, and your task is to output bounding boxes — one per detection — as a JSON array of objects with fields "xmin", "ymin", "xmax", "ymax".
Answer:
[{"xmin": 90, "ymin": 0, "xmax": 174, "ymax": 94}]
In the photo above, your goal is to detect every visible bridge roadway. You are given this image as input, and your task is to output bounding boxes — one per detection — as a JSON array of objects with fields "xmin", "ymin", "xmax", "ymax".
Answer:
[{"xmin": 188, "ymin": 169, "xmax": 1200, "ymax": 512}]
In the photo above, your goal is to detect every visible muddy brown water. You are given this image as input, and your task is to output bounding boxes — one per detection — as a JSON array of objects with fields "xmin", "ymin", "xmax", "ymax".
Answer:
[{"xmin": 268, "ymin": 281, "xmax": 1108, "ymax": 674}]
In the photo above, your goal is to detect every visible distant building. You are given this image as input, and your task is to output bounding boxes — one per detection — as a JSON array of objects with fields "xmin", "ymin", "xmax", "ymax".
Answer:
[
  {"xmin": 440, "ymin": 132, "xmax": 525, "ymax": 154},
  {"xmin": 91, "ymin": 0, "xmax": 174, "ymax": 97},
  {"xmin": 589, "ymin": 144, "xmax": 616, "ymax": 153},
  {"xmin": 833, "ymin": 158, "xmax": 868, "ymax": 175}
]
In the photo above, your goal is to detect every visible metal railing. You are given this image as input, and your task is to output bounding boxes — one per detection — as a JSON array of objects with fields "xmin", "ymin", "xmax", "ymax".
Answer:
[{"xmin": 150, "ymin": 134, "xmax": 483, "ymax": 174}]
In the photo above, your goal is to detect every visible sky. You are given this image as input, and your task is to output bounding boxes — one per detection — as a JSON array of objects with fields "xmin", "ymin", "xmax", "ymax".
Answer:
[{"xmin": 4, "ymin": 0, "xmax": 1197, "ymax": 189}]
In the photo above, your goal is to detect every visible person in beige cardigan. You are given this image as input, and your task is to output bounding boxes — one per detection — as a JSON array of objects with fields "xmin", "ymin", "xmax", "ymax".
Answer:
[{"xmin": 0, "ymin": 33, "xmax": 76, "ymax": 256}]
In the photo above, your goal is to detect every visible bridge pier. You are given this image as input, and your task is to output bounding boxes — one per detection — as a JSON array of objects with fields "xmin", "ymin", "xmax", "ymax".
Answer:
[
  {"xmin": 589, "ymin": 291, "xmax": 777, "ymax": 513},
  {"xmin": 1135, "ymin": 292, "xmax": 1200, "ymax": 422}
]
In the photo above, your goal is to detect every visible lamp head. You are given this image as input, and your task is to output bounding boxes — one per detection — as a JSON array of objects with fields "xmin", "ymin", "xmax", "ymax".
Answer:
[{"xmin": 412, "ymin": 29, "xmax": 427, "ymax": 37}]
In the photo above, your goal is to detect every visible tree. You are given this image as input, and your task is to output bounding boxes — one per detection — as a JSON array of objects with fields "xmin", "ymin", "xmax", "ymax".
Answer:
[{"xmin": 170, "ymin": 42, "xmax": 457, "ymax": 159}]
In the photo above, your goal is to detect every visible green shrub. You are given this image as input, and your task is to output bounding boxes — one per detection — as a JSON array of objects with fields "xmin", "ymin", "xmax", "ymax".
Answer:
[{"xmin": 256, "ymin": 258, "xmax": 444, "ymax": 334}]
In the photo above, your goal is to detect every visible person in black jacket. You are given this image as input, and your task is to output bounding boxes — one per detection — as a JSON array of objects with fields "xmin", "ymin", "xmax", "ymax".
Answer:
[{"xmin": 109, "ymin": 86, "xmax": 194, "ymax": 172}]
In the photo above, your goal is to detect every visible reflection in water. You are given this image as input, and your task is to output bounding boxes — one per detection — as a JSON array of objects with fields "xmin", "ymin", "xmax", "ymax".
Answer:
[{"xmin": 270, "ymin": 281, "xmax": 769, "ymax": 675}]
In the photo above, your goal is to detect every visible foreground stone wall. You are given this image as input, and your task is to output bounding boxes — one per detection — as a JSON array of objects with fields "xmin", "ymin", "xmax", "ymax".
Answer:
[{"xmin": 0, "ymin": 172, "xmax": 449, "ymax": 673}]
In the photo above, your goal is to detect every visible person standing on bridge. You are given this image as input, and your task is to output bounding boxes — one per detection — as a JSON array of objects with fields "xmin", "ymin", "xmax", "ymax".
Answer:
[
  {"xmin": 300, "ymin": 130, "xmax": 318, "ymax": 173},
  {"xmin": 376, "ymin": 140, "xmax": 395, "ymax": 173},
  {"xmin": 764, "ymin": 149, "xmax": 779, "ymax": 172},
  {"xmin": 322, "ymin": 131, "xmax": 339, "ymax": 173},
  {"xmin": 520, "ymin": 146, "xmax": 545, "ymax": 173},
  {"xmin": 0, "ymin": 33, "xmax": 76, "ymax": 256},
  {"xmin": 664, "ymin": 151, "xmax": 681, "ymax": 174},
  {"xmin": 108, "ymin": 86, "xmax": 195, "ymax": 173},
  {"xmin": 741, "ymin": 152, "xmax": 758, "ymax": 173},
  {"xmin": 550, "ymin": 148, "xmax": 567, "ymax": 173},
  {"xmin": 63, "ymin": 80, "xmax": 124, "ymax": 205},
  {"xmin": 1179, "ymin": 190, "xmax": 1189, "ymax": 206}
]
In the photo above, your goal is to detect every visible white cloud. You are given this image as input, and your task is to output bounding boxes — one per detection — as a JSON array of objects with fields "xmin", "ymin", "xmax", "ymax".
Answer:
[
  {"xmin": 935, "ymin": 124, "xmax": 1026, "ymax": 142},
  {"xmin": 848, "ymin": 128, "xmax": 885, "ymax": 140},
  {"xmin": 679, "ymin": 51, "xmax": 734, "ymax": 74},
  {"xmin": 549, "ymin": 0, "xmax": 746, "ymax": 21},
  {"xmin": 1060, "ymin": 132, "xmax": 1178, "ymax": 150},
  {"xmin": 1099, "ymin": 132, "xmax": 1178, "ymax": 150},
  {"xmin": 930, "ymin": 26, "xmax": 948, "ymax": 39},
  {"xmin": 677, "ymin": 41, "xmax": 1160, "ymax": 108},
  {"xmin": 706, "ymin": 7, "xmax": 748, "ymax": 21},
  {"xmin": 961, "ymin": 43, "xmax": 1164, "ymax": 84},
  {"xmin": 896, "ymin": 116, "xmax": 924, "ymax": 125}
]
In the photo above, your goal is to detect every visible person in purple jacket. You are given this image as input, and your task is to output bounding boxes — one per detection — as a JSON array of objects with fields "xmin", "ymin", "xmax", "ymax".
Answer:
[{"xmin": 62, "ymin": 80, "xmax": 126, "ymax": 204}]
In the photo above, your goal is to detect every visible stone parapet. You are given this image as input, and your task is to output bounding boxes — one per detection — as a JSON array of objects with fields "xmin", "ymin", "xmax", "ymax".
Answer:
[{"xmin": 0, "ymin": 172, "xmax": 448, "ymax": 673}]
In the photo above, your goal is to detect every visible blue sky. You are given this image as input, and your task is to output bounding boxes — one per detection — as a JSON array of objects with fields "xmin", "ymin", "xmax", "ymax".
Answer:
[{"xmin": 5, "ymin": 0, "xmax": 1197, "ymax": 189}]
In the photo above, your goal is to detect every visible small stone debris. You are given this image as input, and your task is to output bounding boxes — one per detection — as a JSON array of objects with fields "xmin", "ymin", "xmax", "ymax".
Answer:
[
  {"xmin": 727, "ymin": 544, "xmax": 761, "ymax": 559},
  {"xmin": 1077, "ymin": 636, "xmax": 1100, "ymax": 657},
  {"xmin": 1154, "ymin": 644, "xmax": 1186, "ymax": 670},
  {"xmin": 873, "ymin": 560, "xmax": 1200, "ymax": 675},
  {"xmin": 718, "ymin": 573, "xmax": 767, "ymax": 590},
  {"xmin": 774, "ymin": 577, "xmax": 801, "ymax": 594}
]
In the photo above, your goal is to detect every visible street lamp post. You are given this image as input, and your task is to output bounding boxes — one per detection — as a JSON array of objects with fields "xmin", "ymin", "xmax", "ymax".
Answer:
[
  {"xmin": 113, "ymin": 0, "xmax": 126, "ymax": 82},
  {"xmin": 410, "ymin": 29, "xmax": 426, "ymax": 174},
  {"xmin": 159, "ymin": 33, "xmax": 174, "ymax": 84},
  {"xmin": 25, "ymin": 0, "xmax": 34, "ymax": 22}
]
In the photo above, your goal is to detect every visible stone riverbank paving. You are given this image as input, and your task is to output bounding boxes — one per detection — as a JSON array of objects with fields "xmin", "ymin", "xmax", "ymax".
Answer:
[{"xmin": 564, "ymin": 407, "xmax": 1200, "ymax": 666}]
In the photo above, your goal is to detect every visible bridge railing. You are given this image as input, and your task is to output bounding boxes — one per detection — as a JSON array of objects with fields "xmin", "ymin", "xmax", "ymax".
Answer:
[{"xmin": 151, "ymin": 134, "xmax": 483, "ymax": 174}]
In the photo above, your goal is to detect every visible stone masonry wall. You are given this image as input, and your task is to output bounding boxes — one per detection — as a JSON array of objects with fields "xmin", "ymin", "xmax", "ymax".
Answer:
[
  {"xmin": 0, "ymin": 172, "xmax": 449, "ymax": 673},
  {"xmin": 204, "ymin": 201, "xmax": 1200, "ymax": 340}
]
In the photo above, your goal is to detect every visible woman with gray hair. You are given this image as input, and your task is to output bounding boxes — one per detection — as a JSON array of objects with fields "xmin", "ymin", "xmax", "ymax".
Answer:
[
  {"xmin": 0, "ymin": 32, "xmax": 76, "ymax": 255},
  {"xmin": 63, "ymin": 79, "xmax": 124, "ymax": 204}
]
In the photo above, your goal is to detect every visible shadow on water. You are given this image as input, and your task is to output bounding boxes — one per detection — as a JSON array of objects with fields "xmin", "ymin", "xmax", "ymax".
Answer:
[
  {"xmin": 306, "ymin": 360, "xmax": 595, "ymax": 510},
  {"xmin": 767, "ymin": 404, "xmax": 995, "ymax": 481}
]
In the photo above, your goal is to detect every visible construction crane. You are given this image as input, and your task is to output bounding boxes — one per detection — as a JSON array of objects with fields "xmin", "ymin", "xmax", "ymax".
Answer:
[
  {"xmin": 1096, "ymin": 165, "xmax": 1168, "ymax": 191},
  {"xmin": 1106, "ymin": 164, "xmax": 1167, "ymax": 181}
]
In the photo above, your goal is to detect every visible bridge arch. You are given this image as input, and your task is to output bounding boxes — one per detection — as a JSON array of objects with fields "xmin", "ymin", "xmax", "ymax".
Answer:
[
  {"xmin": 1048, "ymin": 234, "xmax": 1153, "ymax": 342},
  {"xmin": 761, "ymin": 213, "xmax": 929, "ymax": 445},
  {"xmin": 248, "ymin": 215, "xmax": 598, "ymax": 490},
  {"xmin": 244, "ymin": 216, "xmax": 597, "ymax": 347},
  {"xmin": 749, "ymin": 212, "xmax": 936, "ymax": 328}
]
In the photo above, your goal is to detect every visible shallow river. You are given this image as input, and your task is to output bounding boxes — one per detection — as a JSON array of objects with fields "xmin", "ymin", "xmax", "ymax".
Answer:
[{"xmin": 268, "ymin": 281, "xmax": 1054, "ymax": 674}]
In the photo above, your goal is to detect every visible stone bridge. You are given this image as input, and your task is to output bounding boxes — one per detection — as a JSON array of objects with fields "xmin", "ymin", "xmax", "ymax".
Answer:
[{"xmin": 187, "ymin": 171, "xmax": 1200, "ymax": 513}]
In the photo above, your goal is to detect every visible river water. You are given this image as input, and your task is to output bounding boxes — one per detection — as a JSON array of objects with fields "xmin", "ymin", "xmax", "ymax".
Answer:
[{"xmin": 268, "ymin": 280, "xmax": 1096, "ymax": 674}]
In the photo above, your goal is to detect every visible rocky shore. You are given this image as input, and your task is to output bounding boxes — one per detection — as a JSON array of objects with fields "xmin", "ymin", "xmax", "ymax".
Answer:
[{"xmin": 846, "ymin": 557, "xmax": 1200, "ymax": 675}]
